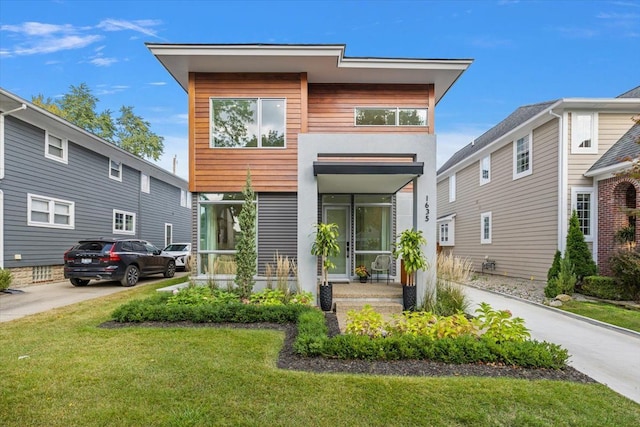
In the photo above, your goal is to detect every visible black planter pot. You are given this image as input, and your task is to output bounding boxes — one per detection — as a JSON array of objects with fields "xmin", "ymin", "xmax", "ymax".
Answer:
[
  {"xmin": 359, "ymin": 276, "xmax": 368, "ymax": 283},
  {"xmin": 319, "ymin": 283, "xmax": 333, "ymax": 311},
  {"xmin": 402, "ymin": 285, "xmax": 417, "ymax": 311}
]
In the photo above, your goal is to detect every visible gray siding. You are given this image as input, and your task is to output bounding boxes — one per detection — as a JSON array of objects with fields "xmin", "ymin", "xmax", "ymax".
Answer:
[
  {"xmin": 257, "ymin": 193, "xmax": 297, "ymax": 275},
  {"xmin": 2, "ymin": 115, "xmax": 190, "ymax": 268},
  {"xmin": 139, "ymin": 177, "xmax": 191, "ymax": 249}
]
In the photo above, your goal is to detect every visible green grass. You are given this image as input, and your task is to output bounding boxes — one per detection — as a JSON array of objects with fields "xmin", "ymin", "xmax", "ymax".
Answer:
[
  {"xmin": 559, "ymin": 300, "xmax": 640, "ymax": 333},
  {"xmin": 1, "ymin": 280, "xmax": 639, "ymax": 426}
]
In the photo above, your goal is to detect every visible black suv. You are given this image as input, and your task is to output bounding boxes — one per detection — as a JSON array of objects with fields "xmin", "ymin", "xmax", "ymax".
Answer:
[{"xmin": 64, "ymin": 238, "xmax": 176, "ymax": 287}]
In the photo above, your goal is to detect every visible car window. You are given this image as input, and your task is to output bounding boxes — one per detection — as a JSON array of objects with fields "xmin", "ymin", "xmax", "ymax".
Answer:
[
  {"xmin": 120, "ymin": 242, "xmax": 133, "ymax": 252},
  {"xmin": 77, "ymin": 242, "xmax": 113, "ymax": 254},
  {"xmin": 132, "ymin": 242, "xmax": 147, "ymax": 252},
  {"xmin": 144, "ymin": 243, "xmax": 159, "ymax": 253}
]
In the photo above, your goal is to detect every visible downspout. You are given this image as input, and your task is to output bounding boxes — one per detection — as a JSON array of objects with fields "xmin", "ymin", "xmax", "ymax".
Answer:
[
  {"xmin": 0, "ymin": 104, "xmax": 27, "ymax": 269},
  {"xmin": 549, "ymin": 108, "xmax": 567, "ymax": 253}
]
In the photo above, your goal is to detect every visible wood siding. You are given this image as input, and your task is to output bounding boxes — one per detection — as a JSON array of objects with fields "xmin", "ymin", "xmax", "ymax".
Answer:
[
  {"xmin": 307, "ymin": 84, "xmax": 433, "ymax": 134},
  {"xmin": 191, "ymin": 73, "xmax": 303, "ymax": 193},
  {"xmin": 439, "ymin": 119, "xmax": 559, "ymax": 280}
]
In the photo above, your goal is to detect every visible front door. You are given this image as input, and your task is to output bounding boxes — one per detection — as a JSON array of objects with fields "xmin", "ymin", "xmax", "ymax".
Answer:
[{"xmin": 323, "ymin": 205, "xmax": 350, "ymax": 280}]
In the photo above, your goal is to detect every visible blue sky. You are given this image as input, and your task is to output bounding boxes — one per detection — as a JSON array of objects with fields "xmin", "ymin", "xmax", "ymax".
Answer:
[{"xmin": 1, "ymin": 0, "xmax": 639, "ymax": 180}]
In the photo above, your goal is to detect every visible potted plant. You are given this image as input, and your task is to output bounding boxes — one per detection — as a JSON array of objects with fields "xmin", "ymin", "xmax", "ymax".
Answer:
[
  {"xmin": 393, "ymin": 229, "xmax": 428, "ymax": 310},
  {"xmin": 355, "ymin": 265, "xmax": 369, "ymax": 283},
  {"xmin": 615, "ymin": 224, "xmax": 636, "ymax": 251},
  {"xmin": 311, "ymin": 222, "xmax": 340, "ymax": 311}
]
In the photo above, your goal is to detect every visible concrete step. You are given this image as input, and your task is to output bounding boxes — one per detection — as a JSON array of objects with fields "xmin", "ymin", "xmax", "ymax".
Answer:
[{"xmin": 335, "ymin": 301, "xmax": 403, "ymax": 315}]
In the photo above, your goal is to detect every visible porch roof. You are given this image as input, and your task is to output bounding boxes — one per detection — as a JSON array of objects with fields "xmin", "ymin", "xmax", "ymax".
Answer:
[{"xmin": 313, "ymin": 161, "xmax": 423, "ymax": 194}]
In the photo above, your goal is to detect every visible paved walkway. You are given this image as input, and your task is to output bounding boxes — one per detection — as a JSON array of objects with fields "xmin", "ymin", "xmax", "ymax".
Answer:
[{"xmin": 463, "ymin": 285, "xmax": 640, "ymax": 404}]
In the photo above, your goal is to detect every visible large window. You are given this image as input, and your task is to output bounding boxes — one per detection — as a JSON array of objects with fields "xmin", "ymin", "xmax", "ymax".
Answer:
[
  {"xmin": 571, "ymin": 112, "xmax": 598, "ymax": 154},
  {"xmin": 113, "ymin": 209, "xmax": 135, "ymax": 234},
  {"xmin": 480, "ymin": 155, "xmax": 491, "ymax": 185},
  {"xmin": 481, "ymin": 212, "xmax": 492, "ymax": 244},
  {"xmin": 572, "ymin": 187, "xmax": 595, "ymax": 240},
  {"xmin": 355, "ymin": 107, "xmax": 428, "ymax": 126},
  {"xmin": 28, "ymin": 194, "xmax": 74, "ymax": 229},
  {"xmin": 45, "ymin": 132, "xmax": 68, "ymax": 164},
  {"xmin": 354, "ymin": 195, "xmax": 392, "ymax": 271},
  {"xmin": 210, "ymin": 98, "xmax": 285, "ymax": 148},
  {"xmin": 198, "ymin": 193, "xmax": 256, "ymax": 275},
  {"xmin": 513, "ymin": 134, "xmax": 532, "ymax": 179}
]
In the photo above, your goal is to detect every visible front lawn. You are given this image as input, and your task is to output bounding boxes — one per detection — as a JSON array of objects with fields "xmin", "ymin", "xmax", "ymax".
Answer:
[
  {"xmin": 559, "ymin": 299, "xmax": 640, "ymax": 333},
  {"xmin": 1, "ymin": 280, "xmax": 639, "ymax": 426}
]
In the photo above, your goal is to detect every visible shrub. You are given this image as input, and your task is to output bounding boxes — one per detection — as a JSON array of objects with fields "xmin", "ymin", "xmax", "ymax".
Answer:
[
  {"xmin": 544, "ymin": 254, "xmax": 577, "ymax": 298},
  {"xmin": 436, "ymin": 252, "xmax": 473, "ymax": 283},
  {"xmin": 580, "ymin": 276, "xmax": 634, "ymax": 301},
  {"xmin": 345, "ymin": 305, "xmax": 386, "ymax": 337},
  {"xmin": 566, "ymin": 211, "xmax": 597, "ymax": 281},
  {"xmin": 473, "ymin": 302, "xmax": 530, "ymax": 343},
  {"xmin": 608, "ymin": 250, "xmax": 640, "ymax": 299},
  {"xmin": 250, "ymin": 289, "xmax": 286, "ymax": 306},
  {"xmin": 422, "ymin": 278, "xmax": 470, "ymax": 316},
  {"xmin": 547, "ymin": 250, "xmax": 562, "ymax": 281},
  {"xmin": 0, "ymin": 268, "xmax": 13, "ymax": 291}
]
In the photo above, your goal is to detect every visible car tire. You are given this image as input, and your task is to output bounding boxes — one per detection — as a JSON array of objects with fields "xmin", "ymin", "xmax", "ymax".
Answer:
[
  {"xmin": 164, "ymin": 260, "xmax": 176, "ymax": 278},
  {"xmin": 121, "ymin": 265, "xmax": 139, "ymax": 287},
  {"xmin": 70, "ymin": 278, "xmax": 90, "ymax": 287}
]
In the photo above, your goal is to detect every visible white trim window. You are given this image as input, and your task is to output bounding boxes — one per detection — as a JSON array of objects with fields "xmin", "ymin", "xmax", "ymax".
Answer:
[
  {"xmin": 354, "ymin": 107, "xmax": 428, "ymax": 126},
  {"xmin": 165, "ymin": 223, "xmax": 173, "ymax": 248},
  {"xmin": 210, "ymin": 98, "xmax": 286, "ymax": 148},
  {"xmin": 449, "ymin": 174, "xmax": 456, "ymax": 202},
  {"xmin": 28, "ymin": 193, "xmax": 74, "ymax": 229},
  {"xmin": 480, "ymin": 155, "xmax": 491, "ymax": 185},
  {"xmin": 571, "ymin": 112, "xmax": 598, "ymax": 154},
  {"xmin": 180, "ymin": 189, "xmax": 189, "ymax": 207},
  {"xmin": 45, "ymin": 132, "xmax": 68, "ymax": 164},
  {"xmin": 513, "ymin": 133, "xmax": 532, "ymax": 180},
  {"xmin": 481, "ymin": 212, "xmax": 492, "ymax": 244},
  {"xmin": 437, "ymin": 214, "xmax": 456, "ymax": 246},
  {"xmin": 571, "ymin": 187, "xmax": 595, "ymax": 241},
  {"xmin": 141, "ymin": 173, "xmax": 150, "ymax": 193},
  {"xmin": 113, "ymin": 209, "xmax": 136, "ymax": 235},
  {"xmin": 109, "ymin": 159, "xmax": 122, "ymax": 181}
]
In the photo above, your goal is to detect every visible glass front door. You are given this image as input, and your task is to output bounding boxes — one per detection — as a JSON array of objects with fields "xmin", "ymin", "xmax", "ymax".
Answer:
[{"xmin": 323, "ymin": 205, "xmax": 350, "ymax": 280}]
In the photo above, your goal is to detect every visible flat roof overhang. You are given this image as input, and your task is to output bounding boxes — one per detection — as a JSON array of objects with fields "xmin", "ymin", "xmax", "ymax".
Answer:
[{"xmin": 313, "ymin": 162, "xmax": 424, "ymax": 194}]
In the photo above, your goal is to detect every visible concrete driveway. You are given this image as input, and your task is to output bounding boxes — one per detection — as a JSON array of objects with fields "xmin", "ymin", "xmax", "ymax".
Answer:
[
  {"xmin": 0, "ymin": 272, "xmax": 189, "ymax": 323},
  {"xmin": 464, "ymin": 285, "xmax": 640, "ymax": 404}
]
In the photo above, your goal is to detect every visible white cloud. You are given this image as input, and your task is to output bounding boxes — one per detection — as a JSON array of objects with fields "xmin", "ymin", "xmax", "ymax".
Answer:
[
  {"xmin": 90, "ymin": 57, "xmax": 118, "ymax": 67},
  {"xmin": 148, "ymin": 81, "xmax": 167, "ymax": 86},
  {"xmin": 96, "ymin": 19, "xmax": 161, "ymax": 38},
  {"xmin": 13, "ymin": 34, "xmax": 103, "ymax": 55},
  {"xmin": 1, "ymin": 22, "xmax": 74, "ymax": 36}
]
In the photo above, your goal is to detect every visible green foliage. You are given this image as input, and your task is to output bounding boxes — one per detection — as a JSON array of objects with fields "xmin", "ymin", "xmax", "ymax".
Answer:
[
  {"xmin": 580, "ymin": 276, "xmax": 634, "ymax": 301},
  {"xmin": 608, "ymin": 250, "xmax": 640, "ymax": 299},
  {"xmin": 292, "ymin": 309, "xmax": 329, "ymax": 356},
  {"xmin": 566, "ymin": 211, "xmax": 597, "ymax": 280},
  {"xmin": 31, "ymin": 83, "xmax": 164, "ymax": 160},
  {"xmin": 235, "ymin": 170, "xmax": 257, "ymax": 299},
  {"xmin": 547, "ymin": 250, "xmax": 562, "ymax": 281},
  {"xmin": 389, "ymin": 311, "xmax": 478, "ymax": 339},
  {"xmin": 545, "ymin": 253, "xmax": 577, "ymax": 298},
  {"xmin": 393, "ymin": 229, "xmax": 428, "ymax": 285},
  {"xmin": 0, "ymin": 268, "xmax": 13, "ymax": 291},
  {"xmin": 474, "ymin": 302, "xmax": 530, "ymax": 343},
  {"xmin": 288, "ymin": 291, "xmax": 314, "ymax": 306},
  {"xmin": 345, "ymin": 305, "xmax": 386, "ymax": 337},
  {"xmin": 311, "ymin": 222, "xmax": 340, "ymax": 287},
  {"xmin": 422, "ymin": 278, "xmax": 470, "ymax": 316},
  {"xmin": 250, "ymin": 289, "xmax": 286, "ymax": 306}
]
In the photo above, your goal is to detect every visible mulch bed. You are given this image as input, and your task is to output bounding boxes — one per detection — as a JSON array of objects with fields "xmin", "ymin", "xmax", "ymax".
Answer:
[{"xmin": 100, "ymin": 312, "xmax": 596, "ymax": 383}]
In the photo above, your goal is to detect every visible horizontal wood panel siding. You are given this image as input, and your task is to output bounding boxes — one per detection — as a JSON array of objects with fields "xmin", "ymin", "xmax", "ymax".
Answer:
[
  {"xmin": 192, "ymin": 73, "xmax": 302, "ymax": 193},
  {"xmin": 307, "ymin": 84, "xmax": 433, "ymax": 134},
  {"xmin": 257, "ymin": 193, "xmax": 298, "ymax": 275},
  {"xmin": 139, "ymin": 178, "xmax": 191, "ymax": 248},
  {"xmin": 445, "ymin": 120, "xmax": 559, "ymax": 280}
]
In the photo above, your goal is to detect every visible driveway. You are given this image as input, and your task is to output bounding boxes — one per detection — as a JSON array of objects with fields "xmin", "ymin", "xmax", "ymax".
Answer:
[
  {"xmin": 464, "ymin": 285, "xmax": 640, "ymax": 404},
  {"xmin": 0, "ymin": 272, "xmax": 189, "ymax": 323}
]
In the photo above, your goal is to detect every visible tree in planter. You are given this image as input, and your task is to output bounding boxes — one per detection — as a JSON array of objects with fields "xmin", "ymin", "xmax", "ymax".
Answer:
[
  {"xmin": 235, "ymin": 170, "xmax": 257, "ymax": 299},
  {"xmin": 566, "ymin": 210, "xmax": 597, "ymax": 282},
  {"xmin": 311, "ymin": 223, "xmax": 340, "ymax": 287},
  {"xmin": 394, "ymin": 229, "xmax": 428, "ymax": 285}
]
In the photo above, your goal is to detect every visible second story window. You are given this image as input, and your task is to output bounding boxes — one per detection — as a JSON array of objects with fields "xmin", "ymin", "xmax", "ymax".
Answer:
[
  {"xmin": 355, "ymin": 107, "xmax": 427, "ymax": 126},
  {"xmin": 448, "ymin": 174, "xmax": 456, "ymax": 203},
  {"xmin": 141, "ymin": 173, "xmax": 150, "ymax": 193},
  {"xmin": 211, "ymin": 98, "xmax": 285, "ymax": 148},
  {"xmin": 480, "ymin": 155, "xmax": 491, "ymax": 185},
  {"xmin": 45, "ymin": 132, "xmax": 68, "ymax": 164},
  {"xmin": 513, "ymin": 133, "xmax": 532, "ymax": 180},
  {"xmin": 109, "ymin": 159, "xmax": 122, "ymax": 181},
  {"xmin": 571, "ymin": 112, "xmax": 598, "ymax": 154}
]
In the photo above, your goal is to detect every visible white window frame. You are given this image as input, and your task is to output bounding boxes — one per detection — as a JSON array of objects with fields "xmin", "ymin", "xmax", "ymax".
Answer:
[
  {"xmin": 480, "ymin": 155, "xmax": 491, "ymax": 185},
  {"xmin": 513, "ymin": 133, "xmax": 533, "ymax": 180},
  {"xmin": 481, "ymin": 212, "xmax": 492, "ymax": 244},
  {"xmin": 27, "ymin": 193, "xmax": 75, "ymax": 229},
  {"xmin": 109, "ymin": 159, "xmax": 122, "ymax": 182},
  {"xmin": 181, "ymin": 189, "xmax": 188, "ymax": 207},
  {"xmin": 571, "ymin": 187, "xmax": 595, "ymax": 241},
  {"xmin": 44, "ymin": 131, "xmax": 68, "ymax": 164},
  {"xmin": 113, "ymin": 209, "xmax": 136, "ymax": 235},
  {"xmin": 571, "ymin": 112, "xmax": 598, "ymax": 154},
  {"xmin": 437, "ymin": 214, "xmax": 456, "ymax": 246},
  {"xmin": 165, "ymin": 223, "xmax": 173, "ymax": 248},
  {"xmin": 141, "ymin": 173, "xmax": 150, "ymax": 193},
  {"xmin": 449, "ymin": 174, "xmax": 456, "ymax": 203}
]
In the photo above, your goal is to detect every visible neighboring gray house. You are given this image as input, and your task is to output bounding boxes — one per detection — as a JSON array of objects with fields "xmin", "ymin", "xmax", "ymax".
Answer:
[
  {"xmin": 0, "ymin": 88, "xmax": 191, "ymax": 286},
  {"xmin": 436, "ymin": 86, "xmax": 640, "ymax": 281}
]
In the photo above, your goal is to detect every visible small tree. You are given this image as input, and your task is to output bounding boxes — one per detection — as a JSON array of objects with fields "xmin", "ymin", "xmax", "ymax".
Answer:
[
  {"xmin": 0, "ymin": 268, "xmax": 13, "ymax": 292},
  {"xmin": 235, "ymin": 170, "xmax": 257, "ymax": 298},
  {"xmin": 311, "ymin": 223, "xmax": 340, "ymax": 287},
  {"xmin": 393, "ymin": 229, "xmax": 428, "ymax": 286},
  {"xmin": 547, "ymin": 250, "xmax": 562, "ymax": 281},
  {"xmin": 545, "ymin": 253, "xmax": 577, "ymax": 298},
  {"xmin": 566, "ymin": 211, "xmax": 597, "ymax": 281}
]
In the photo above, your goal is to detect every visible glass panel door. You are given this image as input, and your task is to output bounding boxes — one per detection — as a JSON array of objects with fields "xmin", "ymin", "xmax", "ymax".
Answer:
[{"xmin": 324, "ymin": 206, "xmax": 350, "ymax": 279}]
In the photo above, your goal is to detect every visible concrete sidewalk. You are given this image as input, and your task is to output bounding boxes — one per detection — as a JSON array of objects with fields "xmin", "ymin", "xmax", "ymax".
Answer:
[
  {"xmin": 463, "ymin": 285, "xmax": 640, "ymax": 404},
  {"xmin": 0, "ymin": 272, "xmax": 189, "ymax": 323}
]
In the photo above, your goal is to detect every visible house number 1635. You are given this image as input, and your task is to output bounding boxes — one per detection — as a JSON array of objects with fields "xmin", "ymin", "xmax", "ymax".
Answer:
[{"xmin": 424, "ymin": 195, "xmax": 430, "ymax": 222}]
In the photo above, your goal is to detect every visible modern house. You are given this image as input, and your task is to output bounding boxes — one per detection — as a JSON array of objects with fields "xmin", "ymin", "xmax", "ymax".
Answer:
[
  {"xmin": 436, "ymin": 86, "xmax": 640, "ymax": 281},
  {"xmin": 0, "ymin": 88, "xmax": 191, "ymax": 286},
  {"xmin": 147, "ymin": 43, "xmax": 472, "ymax": 305}
]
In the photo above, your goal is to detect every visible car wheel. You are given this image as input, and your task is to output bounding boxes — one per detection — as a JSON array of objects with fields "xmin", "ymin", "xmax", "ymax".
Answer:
[
  {"xmin": 70, "ymin": 278, "xmax": 90, "ymax": 287},
  {"xmin": 164, "ymin": 260, "xmax": 176, "ymax": 278},
  {"xmin": 121, "ymin": 265, "xmax": 140, "ymax": 287}
]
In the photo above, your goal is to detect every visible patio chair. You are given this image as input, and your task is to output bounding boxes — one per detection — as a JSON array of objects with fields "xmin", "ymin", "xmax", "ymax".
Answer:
[{"xmin": 370, "ymin": 255, "xmax": 392, "ymax": 284}]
